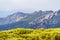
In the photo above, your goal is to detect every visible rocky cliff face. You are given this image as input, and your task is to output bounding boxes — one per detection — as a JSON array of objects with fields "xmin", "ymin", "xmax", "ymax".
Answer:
[{"xmin": 29, "ymin": 10, "xmax": 60, "ymax": 28}]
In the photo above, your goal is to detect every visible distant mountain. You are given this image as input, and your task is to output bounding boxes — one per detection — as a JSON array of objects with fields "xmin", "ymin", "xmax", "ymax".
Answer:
[
  {"xmin": 29, "ymin": 10, "xmax": 60, "ymax": 28},
  {"xmin": 0, "ymin": 12, "xmax": 29, "ymax": 25},
  {"xmin": 0, "ymin": 10, "xmax": 60, "ymax": 30}
]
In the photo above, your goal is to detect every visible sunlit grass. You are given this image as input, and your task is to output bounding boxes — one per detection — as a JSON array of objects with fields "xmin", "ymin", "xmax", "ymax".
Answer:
[{"xmin": 0, "ymin": 28, "xmax": 60, "ymax": 40}]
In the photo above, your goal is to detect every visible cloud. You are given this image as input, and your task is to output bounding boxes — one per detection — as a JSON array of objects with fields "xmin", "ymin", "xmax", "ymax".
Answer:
[{"xmin": 0, "ymin": 0, "xmax": 60, "ymax": 12}]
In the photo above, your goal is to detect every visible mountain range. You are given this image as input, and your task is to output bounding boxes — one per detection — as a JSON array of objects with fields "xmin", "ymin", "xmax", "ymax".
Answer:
[{"xmin": 0, "ymin": 10, "xmax": 60, "ymax": 30}]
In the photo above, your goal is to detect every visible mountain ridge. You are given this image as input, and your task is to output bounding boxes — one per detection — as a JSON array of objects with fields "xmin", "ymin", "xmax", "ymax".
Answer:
[
  {"xmin": 0, "ymin": 12, "xmax": 29, "ymax": 25},
  {"xmin": 0, "ymin": 10, "xmax": 60, "ymax": 30}
]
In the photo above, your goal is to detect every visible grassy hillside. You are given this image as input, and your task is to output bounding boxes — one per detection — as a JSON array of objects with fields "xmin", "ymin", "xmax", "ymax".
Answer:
[{"xmin": 0, "ymin": 28, "xmax": 60, "ymax": 40}]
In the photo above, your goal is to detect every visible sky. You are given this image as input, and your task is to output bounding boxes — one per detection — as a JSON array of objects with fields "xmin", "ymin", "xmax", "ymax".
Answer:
[{"xmin": 0, "ymin": 0, "xmax": 60, "ymax": 17}]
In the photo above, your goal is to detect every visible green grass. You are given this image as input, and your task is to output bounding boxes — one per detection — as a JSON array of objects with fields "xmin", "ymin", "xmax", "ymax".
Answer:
[{"xmin": 0, "ymin": 28, "xmax": 60, "ymax": 40}]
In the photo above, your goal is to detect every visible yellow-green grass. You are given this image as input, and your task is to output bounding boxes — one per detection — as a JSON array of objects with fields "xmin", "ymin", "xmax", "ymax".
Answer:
[{"xmin": 0, "ymin": 28, "xmax": 60, "ymax": 40}]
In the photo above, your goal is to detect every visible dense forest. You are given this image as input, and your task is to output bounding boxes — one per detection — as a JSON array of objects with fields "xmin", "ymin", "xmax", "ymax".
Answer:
[{"xmin": 0, "ymin": 28, "xmax": 60, "ymax": 40}]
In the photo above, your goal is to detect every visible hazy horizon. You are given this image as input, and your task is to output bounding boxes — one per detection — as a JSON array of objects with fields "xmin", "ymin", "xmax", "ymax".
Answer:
[{"xmin": 0, "ymin": 0, "xmax": 60, "ymax": 17}]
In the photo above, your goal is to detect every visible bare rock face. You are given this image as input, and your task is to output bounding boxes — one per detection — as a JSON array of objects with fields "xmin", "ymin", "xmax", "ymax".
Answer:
[{"xmin": 29, "ymin": 10, "xmax": 60, "ymax": 28}]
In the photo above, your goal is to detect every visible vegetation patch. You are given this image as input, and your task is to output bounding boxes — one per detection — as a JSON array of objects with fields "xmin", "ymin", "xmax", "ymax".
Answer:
[{"xmin": 0, "ymin": 28, "xmax": 60, "ymax": 40}]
